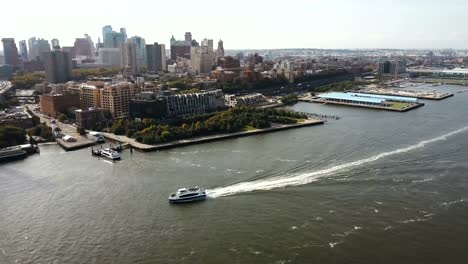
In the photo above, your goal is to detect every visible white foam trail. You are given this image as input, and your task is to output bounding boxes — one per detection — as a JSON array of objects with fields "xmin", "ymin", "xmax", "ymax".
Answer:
[{"xmin": 207, "ymin": 125, "xmax": 468, "ymax": 198}]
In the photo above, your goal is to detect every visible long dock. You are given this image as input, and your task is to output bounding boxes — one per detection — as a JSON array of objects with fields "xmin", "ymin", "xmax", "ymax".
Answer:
[
  {"xmin": 299, "ymin": 98, "xmax": 425, "ymax": 112},
  {"xmin": 102, "ymin": 119, "xmax": 324, "ymax": 152},
  {"xmin": 355, "ymin": 89, "xmax": 453, "ymax": 101}
]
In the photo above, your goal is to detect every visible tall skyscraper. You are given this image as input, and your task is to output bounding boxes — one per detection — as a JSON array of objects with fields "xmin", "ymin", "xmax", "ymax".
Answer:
[
  {"xmin": 120, "ymin": 28, "xmax": 127, "ymax": 40},
  {"xmin": 102, "ymin": 25, "xmax": 127, "ymax": 49},
  {"xmin": 74, "ymin": 36, "xmax": 93, "ymax": 57},
  {"xmin": 27, "ymin": 37, "xmax": 38, "ymax": 61},
  {"xmin": 19, "ymin": 40, "xmax": 28, "ymax": 62},
  {"xmin": 121, "ymin": 42, "xmax": 140, "ymax": 74},
  {"xmin": 44, "ymin": 50, "xmax": 73, "ymax": 83},
  {"xmin": 51, "ymin": 39, "xmax": 60, "ymax": 49},
  {"xmin": 85, "ymin": 34, "xmax": 95, "ymax": 55},
  {"xmin": 170, "ymin": 33, "xmax": 192, "ymax": 60},
  {"xmin": 185, "ymin": 32, "xmax": 192, "ymax": 43},
  {"xmin": 146, "ymin": 43, "xmax": 166, "ymax": 72},
  {"xmin": 130, "ymin": 36, "xmax": 146, "ymax": 66},
  {"xmin": 190, "ymin": 39, "xmax": 214, "ymax": 75},
  {"xmin": 1, "ymin": 38, "xmax": 19, "ymax": 66},
  {"xmin": 96, "ymin": 37, "xmax": 104, "ymax": 50},
  {"xmin": 102, "ymin": 25, "xmax": 113, "ymax": 47},
  {"xmin": 216, "ymin": 39, "xmax": 225, "ymax": 61},
  {"xmin": 36, "ymin": 38, "xmax": 51, "ymax": 61}
]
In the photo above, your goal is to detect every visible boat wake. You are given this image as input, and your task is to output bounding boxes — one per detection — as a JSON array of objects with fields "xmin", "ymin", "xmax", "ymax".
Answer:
[{"xmin": 207, "ymin": 125, "xmax": 468, "ymax": 198}]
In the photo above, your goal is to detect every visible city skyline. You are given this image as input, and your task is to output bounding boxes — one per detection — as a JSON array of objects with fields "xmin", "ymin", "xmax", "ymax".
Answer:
[{"xmin": 1, "ymin": 0, "xmax": 468, "ymax": 50}]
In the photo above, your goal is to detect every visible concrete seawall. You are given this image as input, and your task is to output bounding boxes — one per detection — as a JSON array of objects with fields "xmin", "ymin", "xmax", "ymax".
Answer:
[{"xmin": 103, "ymin": 119, "xmax": 324, "ymax": 152}]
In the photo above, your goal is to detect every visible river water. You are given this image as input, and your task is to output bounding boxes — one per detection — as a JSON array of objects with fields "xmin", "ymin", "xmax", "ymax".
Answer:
[{"xmin": 1, "ymin": 84, "xmax": 468, "ymax": 264}]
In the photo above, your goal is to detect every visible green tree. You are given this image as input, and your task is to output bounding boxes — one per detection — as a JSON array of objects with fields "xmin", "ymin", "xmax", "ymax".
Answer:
[
  {"xmin": 10, "ymin": 72, "xmax": 45, "ymax": 89},
  {"xmin": 160, "ymin": 131, "xmax": 173, "ymax": 142},
  {"xmin": 56, "ymin": 112, "xmax": 67, "ymax": 122},
  {"xmin": 281, "ymin": 94, "xmax": 298, "ymax": 105},
  {"xmin": 0, "ymin": 125, "xmax": 26, "ymax": 148}
]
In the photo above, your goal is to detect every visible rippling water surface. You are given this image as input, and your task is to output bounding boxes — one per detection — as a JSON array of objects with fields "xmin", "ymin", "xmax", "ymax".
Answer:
[{"xmin": 1, "ymin": 84, "xmax": 468, "ymax": 263}]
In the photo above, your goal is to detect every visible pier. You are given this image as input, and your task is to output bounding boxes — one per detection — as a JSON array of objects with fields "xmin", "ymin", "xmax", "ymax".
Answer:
[
  {"xmin": 299, "ymin": 98, "xmax": 424, "ymax": 112},
  {"xmin": 355, "ymin": 88, "xmax": 453, "ymax": 101},
  {"xmin": 299, "ymin": 92, "xmax": 425, "ymax": 112}
]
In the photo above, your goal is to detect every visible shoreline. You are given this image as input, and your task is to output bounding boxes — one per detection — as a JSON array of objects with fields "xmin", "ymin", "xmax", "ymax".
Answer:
[{"xmin": 102, "ymin": 119, "xmax": 324, "ymax": 152}]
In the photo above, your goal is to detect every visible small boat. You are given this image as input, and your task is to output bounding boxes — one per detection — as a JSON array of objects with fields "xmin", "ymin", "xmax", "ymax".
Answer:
[
  {"xmin": 0, "ymin": 147, "xmax": 27, "ymax": 162},
  {"xmin": 99, "ymin": 148, "xmax": 121, "ymax": 160},
  {"xmin": 169, "ymin": 186, "xmax": 207, "ymax": 203}
]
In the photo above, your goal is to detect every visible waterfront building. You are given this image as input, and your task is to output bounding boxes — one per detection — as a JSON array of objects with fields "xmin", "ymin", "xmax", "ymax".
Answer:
[
  {"xmin": 130, "ymin": 36, "xmax": 147, "ymax": 66},
  {"xmin": 100, "ymin": 82, "xmax": 138, "ymax": 118},
  {"xmin": 1, "ymin": 38, "xmax": 19, "ymax": 66},
  {"xmin": 170, "ymin": 33, "xmax": 192, "ymax": 60},
  {"xmin": 146, "ymin": 42, "xmax": 166, "ymax": 72},
  {"xmin": 18, "ymin": 40, "xmax": 28, "ymax": 62},
  {"xmin": 129, "ymin": 92, "xmax": 168, "ymax": 119},
  {"xmin": 80, "ymin": 84, "xmax": 101, "ymax": 109},
  {"xmin": 39, "ymin": 93, "xmax": 81, "ymax": 117},
  {"xmin": 75, "ymin": 108, "xmax": 109, "ymax": 130},
  {"xmin": 98, "ymin": 48, "xmax": 121, "ymax": 67},
  {"xmin": 225, "ymin": 93, "xmax": 266, "ymax": 107},
  {"xmin": 43, "ymin": 50, "xmax": 73, "ymax": 84},
  {"xmin": 51, "ymin": 39, "xmax": 60, "ymax": 49},
  {"xmin": 129, "ymin": 89, "xmax": 225, "ymax": 119},
  {"xmin": 191, "ymin": 39, "xmax": 215, "ymax": 75},
  {"xmin": 165, "ymin": 89, "xmax": 224, "ymax": 117}
]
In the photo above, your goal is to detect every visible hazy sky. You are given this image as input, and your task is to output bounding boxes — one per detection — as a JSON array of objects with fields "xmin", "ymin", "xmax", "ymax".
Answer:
[{"xmin": 1, "ymin": 0, "xmax": 468, "ymax": 50}]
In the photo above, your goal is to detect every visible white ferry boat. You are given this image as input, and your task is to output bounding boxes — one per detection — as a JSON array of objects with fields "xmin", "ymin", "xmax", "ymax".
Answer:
[
  {"xmin": 100, "ymin": 148, "xmax": 121, "ymax": 161},
  {"xmin": 169, "ymin": 186, "xmax": 207, "ymax": 203}
]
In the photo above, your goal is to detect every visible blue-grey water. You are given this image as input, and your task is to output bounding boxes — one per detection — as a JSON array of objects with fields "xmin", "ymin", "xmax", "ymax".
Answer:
[{"xmin": 1, "ymin": 84, "xmax": 468, "ymax": 263}]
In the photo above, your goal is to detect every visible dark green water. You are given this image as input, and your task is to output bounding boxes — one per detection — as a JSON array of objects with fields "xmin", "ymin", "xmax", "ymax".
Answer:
[{"xmin": 1, "ymin": 85, "xmax": 468, "ymax": 264}]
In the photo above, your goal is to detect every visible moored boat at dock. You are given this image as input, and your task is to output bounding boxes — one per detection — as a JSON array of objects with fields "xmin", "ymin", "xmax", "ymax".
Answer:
[
  {"xmin": 91, "ymin": 147, "xmax": 121, "ymax": 160},
  {"xmin": 0, "ymin": 144, "xmax": 39, "ymax": 163}
]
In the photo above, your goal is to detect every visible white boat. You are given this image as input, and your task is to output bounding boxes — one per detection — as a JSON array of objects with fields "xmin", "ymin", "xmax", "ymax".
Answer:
[
  {"xmin": 100, "ymin": 148, "xmax": 121, "ymax": 160},
  {"xmin": 169, "ymin": 186, "xmax": 207, "ymax": 203}
]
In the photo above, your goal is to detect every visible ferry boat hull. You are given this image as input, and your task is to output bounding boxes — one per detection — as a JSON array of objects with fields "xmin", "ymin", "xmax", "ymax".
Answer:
[
  {"xmin": 169, "ymin": 194, "xmax": 207, "ymax": 203},
  {"xmin": 168, "ymin": 186, "xmax": 207, "ymax": 204}
]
